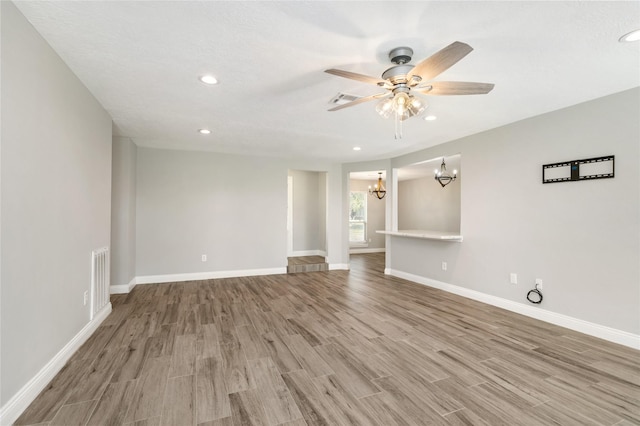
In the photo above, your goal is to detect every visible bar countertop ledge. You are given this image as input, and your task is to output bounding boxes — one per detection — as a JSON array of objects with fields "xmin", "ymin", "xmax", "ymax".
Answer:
[{"xmin": 376, "ymin": 229, "xmax": 463, "ymax": 242}]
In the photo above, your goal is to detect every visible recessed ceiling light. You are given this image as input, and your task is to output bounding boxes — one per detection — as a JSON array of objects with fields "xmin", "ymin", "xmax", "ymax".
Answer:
[
  {"xmin": 353, "ymin": 147, "xmax": 361, "ymax": 151},
  {"xmin": 198, "ymin": 129, "xmax": 211, "ymax": 134},
  {"xmin": 424, "ymin": 115, "xmax": 437, "ymax": 121},
  {"xmin": 619, "ymin": 29, "xmax": 640, "ymax": 42},
  {"xmin": 199, "ymin": 74, "xmax": 218, "ymax": 85}
]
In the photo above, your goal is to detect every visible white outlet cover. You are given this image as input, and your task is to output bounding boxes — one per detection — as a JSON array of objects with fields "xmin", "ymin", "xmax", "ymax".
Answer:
[{"xmin": 510, "ymin": 273, "xmax": 518, "ymax": 284}]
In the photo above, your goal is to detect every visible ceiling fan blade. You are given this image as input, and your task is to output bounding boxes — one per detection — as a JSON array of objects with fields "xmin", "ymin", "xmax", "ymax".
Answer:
[
  {"xmin": 328, "ymin": 92, "xmax": 388, "ymax": 111},
  {"xmin": 325, "ymin": 69, "xmax": 387, "ymax": 86},
  {"xmin": 416, "ymin": 81, "xmax": 495, "ymax": 96},
  {"xmin": 408, "ymin": 41, "xmax": 474, "ymax": 81}
]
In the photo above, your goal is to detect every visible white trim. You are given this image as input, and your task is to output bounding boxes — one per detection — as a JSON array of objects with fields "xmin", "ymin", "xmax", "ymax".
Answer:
[
  {"xmin": 349, "ymin": 243, "xmax": 368, "ymax": 248},
  {"xmin": 135, "ymin": 267, "xmax": 287, "ymax": 285},
  {"xmin": 289, "ymin": 250, "xmax": 326, "ymax": 257},
  {"xmin": 0, "ymin": 304, "xmax": 112, "ymax": 425},
  {"xmin": 110, "ymin": 267, "xmax": 290, "ymax": 294},
  {"xmin": 350, "ymin": 248, "xmax": 386, "ymax": 254},
  {"xmin": 110, "ymin": 277, "xmax": 136, "ymax": 294},
  {"xmin": 387, "ymin": 269, "xmax": 640, "ymax": 350},
  {"xmin": 329, "ymin": 263, "xmax": 350, "ymax": 271},
  {"xmin": 287, "ymin": 176, "xmax": 293, "ymax": 257}
]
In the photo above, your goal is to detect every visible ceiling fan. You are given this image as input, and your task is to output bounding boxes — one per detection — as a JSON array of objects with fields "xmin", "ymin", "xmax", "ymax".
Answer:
[{"xmin": 325, "ymin": 41, "xmax": 494, "ymax": 139}]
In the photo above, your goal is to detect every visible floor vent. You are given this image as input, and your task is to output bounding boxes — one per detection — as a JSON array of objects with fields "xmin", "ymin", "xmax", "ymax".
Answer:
[{"xmin": 91, "ymin": 247, "xmax": 110, "ymax": 319}]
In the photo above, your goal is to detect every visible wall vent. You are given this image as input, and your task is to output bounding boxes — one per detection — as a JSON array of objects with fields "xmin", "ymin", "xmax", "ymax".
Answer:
[
  {"xmin": 329, "ymin": 92, "xmax": 361, "ymax": 105},
  {"xmin": 91, "ymin": 247, "xmax": 110, "ymax": 319}
]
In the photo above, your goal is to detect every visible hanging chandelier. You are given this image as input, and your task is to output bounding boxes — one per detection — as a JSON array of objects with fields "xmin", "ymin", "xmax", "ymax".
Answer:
[
  {"xmin": 435, "ymin": 158, "xmax": 457, "ymax": 187},
  {"xmin": 368, "ymin": 172, "xmax": 386, "ymax": 199}
]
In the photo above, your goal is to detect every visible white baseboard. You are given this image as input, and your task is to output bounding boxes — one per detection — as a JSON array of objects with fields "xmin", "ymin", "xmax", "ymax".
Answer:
[
  {"xmin": 110, "ymin": 267, "xmax": 290, "ymax": 294},
  {"xmin": 329, "ymin": 263, "xmax": 349, "ymax": 271},
  {"xmin": 350, "ymin": 248, "xmax": 386, "ymax": 254},
  {"xmin": 290, "ymin": 250, "xmax": 326, "ymax": 257},
  {"xmin": 387, "ymin": 269, "xmax": 640, "ymax": 350},
  {"xmin": 110, "ymin": 277, "xmax": 136, "ymax": 294},
  {"xmin": 349, "ymin": 243, "xmax": 368, "ymax": 249},
  {"xmin": 0, "ymin": 304, "xmax": 112, "ymax": 425},
  {"xmin": 135, "ymin": 267, "xmax": 287, "ymax": 286}
]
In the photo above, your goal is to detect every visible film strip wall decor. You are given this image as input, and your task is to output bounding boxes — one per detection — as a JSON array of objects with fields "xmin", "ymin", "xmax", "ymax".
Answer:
[{"xmin": 542, "ymin": 155, "xmax": 614, "ymax": 184}]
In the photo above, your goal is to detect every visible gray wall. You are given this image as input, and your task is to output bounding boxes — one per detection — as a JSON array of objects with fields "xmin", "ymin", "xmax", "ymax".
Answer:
[
  {"xmin": 1, "ymin": 1, "xmax": 112, "ymax": 406},
  {"xmin": 398, "ymin": 174, "xmax": 461, "ymax": 233},
  {"xmin": 349, "ymin": 179, "xmax": 386, "ymax": 249},
  {"xmin": 318, "ymin": 173, "xmax": 327, "ymax": 252},
  {"xmin": 327, "ymin": 163, "xmax": 348, "ymax": 267},
  {"xmin": 388, "ymin": 88, "xmax": 640, "ymax": 335},
  {"xmin": 289, "ymin": 170, "xmax": 326, "ymax": 253},
  {"xmin": 136, "ymin": 148, "xmax": 290, "ymax": 275},
  {"xmin": 111, "ymin": 137, "xmax": 137, "ymax": 287}
]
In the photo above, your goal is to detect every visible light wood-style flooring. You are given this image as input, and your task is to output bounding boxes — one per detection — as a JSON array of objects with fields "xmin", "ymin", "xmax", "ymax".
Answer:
[{"xmin": 16, "ymin": 253, "xmax": 640, "ymax": 425}]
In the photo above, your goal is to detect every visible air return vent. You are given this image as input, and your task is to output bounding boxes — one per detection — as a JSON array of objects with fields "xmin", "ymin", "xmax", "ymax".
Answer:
[
  {"xmin": 91, "ymin": 247, "xmax": 110, "ymax": 319},
  {"xmin": 329, "ymin": 92, "xmax": 361, "ymax": 105}
]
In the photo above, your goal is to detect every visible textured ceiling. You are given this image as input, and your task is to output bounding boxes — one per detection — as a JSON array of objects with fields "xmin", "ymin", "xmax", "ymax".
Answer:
[{"xmin": 14, "ymin": 1, "xmax": 640, "ymax": 162}]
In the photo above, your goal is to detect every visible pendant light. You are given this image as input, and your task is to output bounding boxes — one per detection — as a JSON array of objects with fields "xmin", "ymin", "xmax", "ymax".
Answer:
[
  {"xmin": 434, "ymin": 158, "xmax": 457, "ymax": 188},
  {"xmin": 368, "ymin": 172, "xmax": 386, "ymax": 199}
]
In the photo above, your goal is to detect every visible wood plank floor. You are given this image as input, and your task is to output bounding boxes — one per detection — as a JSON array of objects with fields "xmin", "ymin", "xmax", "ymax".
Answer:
[{"xmin": 15, "ymin": 253, "xmax": 640, "ymax": 425}]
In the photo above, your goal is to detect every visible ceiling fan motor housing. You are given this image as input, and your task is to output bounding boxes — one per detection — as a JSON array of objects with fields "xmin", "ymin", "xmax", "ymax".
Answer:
[
  {"xmin": 383, "ymin": 47, "xmax": 420, "ymax": 85},
  {"xmin": 388, "ymin": 46, "xmax": 413, "ymax": 64},
  {"xmin": 382, "ymin": 64, "xmax": 415, "ymax": 85}
]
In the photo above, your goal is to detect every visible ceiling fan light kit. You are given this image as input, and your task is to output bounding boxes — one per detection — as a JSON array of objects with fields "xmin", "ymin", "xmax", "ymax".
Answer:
[
  {"xmin": 326, "ymin": 41, "xmax": 494, "ymax": 139},
  {"xmin": 376, "ymin": 90, "xmax": 426, "ymax": 120}
]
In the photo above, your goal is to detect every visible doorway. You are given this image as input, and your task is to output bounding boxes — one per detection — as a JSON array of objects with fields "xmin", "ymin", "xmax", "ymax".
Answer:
[
  {"xmin": 348, "ymin": 171, "xmax": 386, "ymax": 272},
  {"xmin": 287, "ymin": 170, "xmax": 328, "ymax": 273}
]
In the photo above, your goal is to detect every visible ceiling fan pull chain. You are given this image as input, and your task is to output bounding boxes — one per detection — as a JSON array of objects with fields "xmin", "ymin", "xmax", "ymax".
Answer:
[{"xmin": 395, "ymin": 111, "xmax": 403, "ymax": 139}]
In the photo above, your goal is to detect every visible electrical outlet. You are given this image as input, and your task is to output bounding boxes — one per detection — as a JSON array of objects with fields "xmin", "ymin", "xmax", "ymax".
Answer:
[
  {"xmin": 202, "ymin": 254, "xmax": 207, "ymax": 262},
  {"xmin": 441, "ymin": 261, "xmax": 447, "ymax": 271},
  {"xmin": 83, "ymin": 291, "xmax": 89, "ymax": 306},
  {"xmin": 510, "ymin": 273, "xmax": 518, "ymax": 285},
  {"xmin": 535, "ymin": 278, "xmax": 543, "ymax": 289}
]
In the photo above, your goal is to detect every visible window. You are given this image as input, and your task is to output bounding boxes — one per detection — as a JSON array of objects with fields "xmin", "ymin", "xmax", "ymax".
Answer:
[{"xmin": 349, "ymin": 191, "xmax": 367, "ymax": 243}]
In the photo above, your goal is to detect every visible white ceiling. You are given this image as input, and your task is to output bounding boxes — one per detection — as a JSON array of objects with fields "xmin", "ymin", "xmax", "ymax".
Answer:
[{"xmin": 14, "ymin": 1, "xmax": 640, "ymax": 163}]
